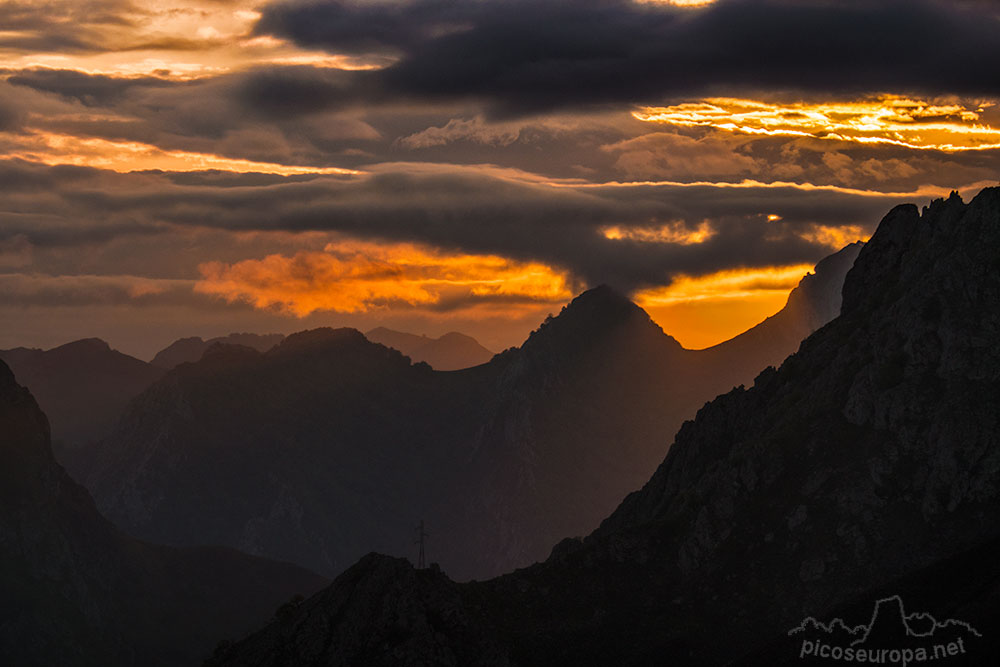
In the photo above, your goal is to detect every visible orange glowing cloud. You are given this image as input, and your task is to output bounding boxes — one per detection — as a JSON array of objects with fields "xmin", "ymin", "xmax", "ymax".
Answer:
[
  {"xmin": 0, "ymin": 0, "xmax": 389, "ymax": 78},
  {"xmin": 602, "ymin": 220, "xmax": 715, "ymax": 244},
  {"xmin": 796, "ymin": 224, "xmax": 870, "ymax": 250},
  {"xmin": 634, "ymin": 97, "xmax": 1000, "ymax": 152},
  {"xmin": 195, "ymin": 240, "xmax": 573, "ymax": 317},
  {"xmin": 635, "ymin": 264, "xmax": 813, "ymax": 348},
  {"xmin": 7, "ymin": 132, "xmax": 361, "ymax": 176},
  {"xmin": 636, "ymin": 0, "xmax": 717, "ymax": 6}
]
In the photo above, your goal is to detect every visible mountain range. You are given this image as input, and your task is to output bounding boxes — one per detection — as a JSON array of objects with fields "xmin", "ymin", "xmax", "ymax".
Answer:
[
  {"xmin": 365, "ymin": 327, "xmax": 495, "ymax": 370},
  {"xmin": 76, "ymin": 242, "xmax": 860, "ymax": 581},
  {"xmin": 0, "ymin": 327, "xmax": 498, "ymax": 465},
  {"xmin": 0, "ymin": 359, "xmax": 327, "ymax": 666},
  {"xmin": 150, "ymin": 333, "xmax": 286, "ymax": 369},
  {"xmin": 204, "ymin": 188, "xmax": 1000, "ymax": 666},
  {"xmin": 0, "ymin": 339, "xmax": 164, "ymax": 453}
]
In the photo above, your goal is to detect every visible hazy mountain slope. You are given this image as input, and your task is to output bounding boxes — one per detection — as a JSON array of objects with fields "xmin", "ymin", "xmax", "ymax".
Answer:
[
  {"xmin": 84, "ymin": 296, "xmax": 698, "ymax": 581},
  {"xmin": 206, "ymin": 188, "xmax": 1000, "ymax": 666},
  {"xmin": 695, "ymin": 241, "xmax": 863, "ymax": 396},
  {"xmin": 0, "ymin": 338, "xmax": 164, "ymax": 450},
  {"xmin": 365, "ymin": 327, "xmax": 494, "ymax": 370},
  {"xmin": 0, "ymin": 360, "xmax": 326, "ymax": 667},
  {"xmin": 150, "ymin": 333, "xmax": 285, "ymax": 369}
]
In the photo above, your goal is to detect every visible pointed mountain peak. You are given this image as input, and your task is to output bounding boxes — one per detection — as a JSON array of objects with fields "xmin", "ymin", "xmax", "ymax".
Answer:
[
  {"xmin": 521, "ymin": 284, "xmax": 680, "ymax": 359},
  {"xmin": 548, "ymin": 284, "xmax": 645, "ymax": 329}
]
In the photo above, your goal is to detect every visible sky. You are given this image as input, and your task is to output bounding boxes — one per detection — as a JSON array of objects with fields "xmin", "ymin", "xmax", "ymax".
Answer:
[{"xmin": 1, "ymin": 0, "xmax": 998, "ymax": 359}]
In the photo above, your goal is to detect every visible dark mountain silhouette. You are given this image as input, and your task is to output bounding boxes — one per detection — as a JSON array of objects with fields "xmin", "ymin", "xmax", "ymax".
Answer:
[
  {"xmin": 205, "ymin": 188, "xmax": 1000, "ymax": 666},
  {"xmin": 0, "ymin": 359, "xmax": 326, "ymax": 667},
  {"xmin": 365, "ymin": 327, "xmax": 494, "ymax": 370},
  {"xmin": 150, "ymin": 333, "xmax": 285, "ymax": 369},
  {"xmin": 0, "ymin": 339, "xmax": 164, "ymax": 453},
  {"xmin": 79, "ymin": 244, "xmax": 861, "ymax": 583}
]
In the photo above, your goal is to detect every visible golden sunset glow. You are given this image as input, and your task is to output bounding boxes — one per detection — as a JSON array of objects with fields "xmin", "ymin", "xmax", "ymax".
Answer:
[
  {"xmin": 3, "ymin": 0, "xmax": 996, "ymax": 359},
  {"xmin": 6, "ymin": 132, "xmax": 362, "ymax": 176},
  {"xmin": 602, "ymin": 220, "xmax": 715, "ymax": 244},
  {"xmin": 636, "ymin": 0, "xmax": 717, "ymax": 6},
  {"xmin": 0, "ymin": 0, "xmax": 388, "ymax": 77},
  {"xmin": 796, "ymin": 224, "xmax": 870, "ymax": 250},
  {"xmin": 195, "ymin": 240, "xmax": 573, "ymax": 317},
  {"xmin": 635, "ymin": 97, "xmax": 1000, "ymax": 152},
  {"xmin": 636, "ymin": 264, "xmax": 813, "ymax": 348}
]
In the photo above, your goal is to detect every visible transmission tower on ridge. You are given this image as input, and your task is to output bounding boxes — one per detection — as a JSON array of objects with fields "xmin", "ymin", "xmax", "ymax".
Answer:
[{"xmin": 415, "ymin": 520, "xmax": 428, "ymax": 569}]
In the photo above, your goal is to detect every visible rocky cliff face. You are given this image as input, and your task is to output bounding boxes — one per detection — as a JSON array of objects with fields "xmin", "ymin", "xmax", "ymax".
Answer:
[
  {"xmin": 206, "ymin": 188, "xmax": 1000, "ymax": 666},
  {"xmin": 0, "ymin": 360, "xmax": 326, "ymax": 667}
]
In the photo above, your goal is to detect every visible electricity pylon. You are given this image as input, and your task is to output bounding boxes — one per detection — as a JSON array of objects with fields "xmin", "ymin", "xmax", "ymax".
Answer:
[{"xmin": 415, "ymin": 520, "xmax": 428, "ymax": 569}]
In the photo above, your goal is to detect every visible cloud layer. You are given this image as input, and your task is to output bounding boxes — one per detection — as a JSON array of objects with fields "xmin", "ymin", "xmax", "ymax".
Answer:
[{"xmin": 259, "ymin": 0, "xmax": 1000, "ymax": 113}]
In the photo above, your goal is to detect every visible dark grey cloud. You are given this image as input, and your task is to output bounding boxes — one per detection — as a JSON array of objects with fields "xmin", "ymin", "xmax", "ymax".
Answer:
[
  {"xmin": 0, "ymin": 273, "xmax": 196, "ymax": 308},
  {"xmin": 257, "ymin": 0, "xmax": 1000, "ymax": 114},
  {"xmin": 0, "ymin": 157, "xmax": 910, "ymax": 291},
  {"xmin": 234, "ymin": 66, "xmax": 374, "ymax": 119},
  {"xmin": 6, "ymin": 69, "xmax": 174, "ymax": 107}
]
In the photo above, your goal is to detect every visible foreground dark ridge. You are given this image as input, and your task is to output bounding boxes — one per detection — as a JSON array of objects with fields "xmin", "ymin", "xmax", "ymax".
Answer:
[
  {"xmin": 206, "ymin": 188, "xmax": 1000, "ymax": 666},
  {"xmin": 0, "ymin": 360, "xmax": 327, "ymax": 667},
  {"xmin": 81, "ymin": 242, "xmax": 854, "ymax": 582}
]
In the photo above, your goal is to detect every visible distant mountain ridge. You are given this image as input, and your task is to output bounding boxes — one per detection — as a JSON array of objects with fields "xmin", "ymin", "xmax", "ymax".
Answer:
[
  {"xmin": 0, "ymin": 359, "xmax": 326, "ymax": 667},
  {"xmin": 206, "ymin": 188, "xmax": 1000, "ymax": 666},
  {"xmin": 365, "ymin": 327, "xmax": 494, "ymax": 370},
  {"xmin": 150, "ymin": 332, "xmax": 285, "ymax": 369},
  {"xmin": 80, "ymin": 242, "xmax": 862, "ymax": 582},
  {"xmin": 0, "ymin": 338, "xmax": 164, "ymax": 451}
]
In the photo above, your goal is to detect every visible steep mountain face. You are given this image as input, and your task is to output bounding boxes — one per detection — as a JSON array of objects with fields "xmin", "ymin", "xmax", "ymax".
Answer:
[
  {"xmin": 365, "ymin": 327, "xmax": 494, "ymax": 370},
  {"xmin": 206, "ymin": 188, "xmax": 1000, "ymax": 666},
  {"xmin": 0, "ymin": 360, "xmax": 326, "ymax": 667},
  {"xmin": 82, "ymin": 244, "xmax": 859, "ymax": 583},
  {"xmin": 150, "ymin": 333, "xmax": 285, "ymax": 369},
  {"xmin": 0, "ymin": 338, "xmax": 164, "ymax": 451}
]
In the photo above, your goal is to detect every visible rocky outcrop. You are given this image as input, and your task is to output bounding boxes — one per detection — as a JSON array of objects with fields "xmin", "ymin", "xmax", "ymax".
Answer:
[{"xmin": 207, "ymin": 188, "xmax": 1000, "ymax": 666}]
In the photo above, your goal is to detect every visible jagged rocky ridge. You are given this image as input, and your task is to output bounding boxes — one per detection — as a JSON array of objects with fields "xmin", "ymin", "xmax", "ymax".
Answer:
[
  {"xmin": 0, "ymin": 360, "xmax": 326, "ymax": 667},
  {"xmin": 80, "ymin": 243, "xmax": 858, "ymax": 582},
  {"xmin": 205, "ymin": 188, "xmax": 1000, "ymax": 666}
]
